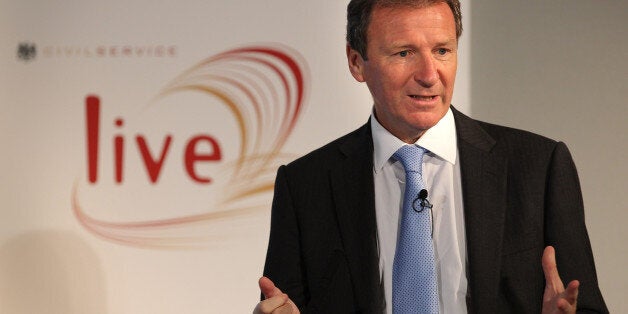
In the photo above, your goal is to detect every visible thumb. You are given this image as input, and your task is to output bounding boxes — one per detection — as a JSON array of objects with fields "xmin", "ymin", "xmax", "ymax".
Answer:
[
  {"xmin": 542, "ymin": 246, "xmax": 564, "ymax": 291},
  {"xmin": 259, "ymin": 276, "xmax": 283, "ymax": 299}
]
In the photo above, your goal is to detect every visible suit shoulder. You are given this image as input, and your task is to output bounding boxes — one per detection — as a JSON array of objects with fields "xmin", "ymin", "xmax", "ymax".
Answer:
[
  {"xmin": 284, "ymin": 123, "xmax": 371, "ymax": 173},
  {"xmin": 476, "ymin": 119, "xmax": 561, "ymax": 152},
  {"xmin": 452, "ymin": 107, "xmax": 563, "ymax": 155}
]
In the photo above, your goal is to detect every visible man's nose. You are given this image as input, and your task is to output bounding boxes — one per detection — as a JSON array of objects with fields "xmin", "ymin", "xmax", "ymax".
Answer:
[{"xmin": 413, "ymin": 55, "xmax": 438, "ymax": 87}]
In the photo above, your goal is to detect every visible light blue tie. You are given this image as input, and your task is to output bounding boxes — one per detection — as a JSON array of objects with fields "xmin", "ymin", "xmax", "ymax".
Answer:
[{"xmin": 392, "ymin": 145, "xmax": 439, "ymax": 314}]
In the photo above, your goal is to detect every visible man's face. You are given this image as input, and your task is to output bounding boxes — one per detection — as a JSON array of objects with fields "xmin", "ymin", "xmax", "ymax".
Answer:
[{"xmin": 347, "ymin": 2, "xmax": 458, "ymax": 143}]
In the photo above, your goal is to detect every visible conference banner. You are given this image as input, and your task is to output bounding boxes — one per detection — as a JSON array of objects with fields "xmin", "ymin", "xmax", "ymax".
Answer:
[{"xmin": 1, "ymin": 1, "xmax": 470, "ymax": 313}]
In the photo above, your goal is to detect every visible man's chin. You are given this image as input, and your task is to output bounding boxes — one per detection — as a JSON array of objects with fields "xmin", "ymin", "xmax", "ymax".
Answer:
[{"xmin": 409, "ymin": 111, "xmax": 447, "ymax": 130}]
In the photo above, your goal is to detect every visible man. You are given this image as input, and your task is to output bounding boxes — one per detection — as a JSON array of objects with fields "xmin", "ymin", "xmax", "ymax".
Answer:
[{"xmin": 254, "ymin": 0, "xmax": 608, "ymax": 313}]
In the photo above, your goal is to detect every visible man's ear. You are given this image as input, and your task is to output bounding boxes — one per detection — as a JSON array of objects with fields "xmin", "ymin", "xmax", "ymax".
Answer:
[{"xmin": 346, "ymin": 45, "xmax": 366, "ymax": 82}]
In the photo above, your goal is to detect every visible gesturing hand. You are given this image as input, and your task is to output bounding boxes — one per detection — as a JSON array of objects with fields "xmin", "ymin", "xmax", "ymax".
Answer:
[
  {"xmin": 542, "ymin": 246, "xmax": 579, "ymax": 314},
  {"xmin": 253, "ymin": 277, "xmax": 300, "ymax": 314}
]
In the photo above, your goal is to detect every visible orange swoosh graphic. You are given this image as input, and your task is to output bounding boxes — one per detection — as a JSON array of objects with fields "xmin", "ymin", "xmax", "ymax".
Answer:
[{"xmin": 73, "ymin": 44, "xmax": 308, "ymax": 248}]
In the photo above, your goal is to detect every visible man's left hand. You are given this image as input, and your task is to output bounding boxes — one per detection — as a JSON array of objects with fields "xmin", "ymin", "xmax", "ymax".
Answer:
[{"xmin": 542, "ymin": 246, "xmax": 579, "ymax": 314}]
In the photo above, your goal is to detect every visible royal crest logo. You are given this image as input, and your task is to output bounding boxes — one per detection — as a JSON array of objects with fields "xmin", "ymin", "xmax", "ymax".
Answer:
[{"xmin": 17, "ymin": 42, "xmax": 37, "ymax": 62}]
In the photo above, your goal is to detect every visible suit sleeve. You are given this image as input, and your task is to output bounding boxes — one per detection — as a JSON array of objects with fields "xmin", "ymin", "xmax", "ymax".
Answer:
[
  {"xmin": 262, "ymin": 165, "xmax": 308, "ymax": 308},
  {"xmin": 544, "ymin": 142, "xmax": 608, "ymax": 313}
]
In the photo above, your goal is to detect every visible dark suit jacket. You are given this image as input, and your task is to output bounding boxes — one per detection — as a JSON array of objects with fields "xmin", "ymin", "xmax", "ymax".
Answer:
[{"xmin": 263, "ymin": 107, "xmax": 608, "ymax": 313}]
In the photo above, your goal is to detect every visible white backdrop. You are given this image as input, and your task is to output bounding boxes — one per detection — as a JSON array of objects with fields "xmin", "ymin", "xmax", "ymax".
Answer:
[{"xmin": 1, "ymin": 1, "xmax": 471, "ymax": 313}]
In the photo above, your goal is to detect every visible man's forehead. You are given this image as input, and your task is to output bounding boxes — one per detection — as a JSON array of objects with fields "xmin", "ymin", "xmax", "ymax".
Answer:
[
  {"xmin": 368, "ymin": 3, "xmax": 456, "ymax": 37},
  {"xmin": 374, "ymin": 0, "xmax": 445, "ymax": 11}
]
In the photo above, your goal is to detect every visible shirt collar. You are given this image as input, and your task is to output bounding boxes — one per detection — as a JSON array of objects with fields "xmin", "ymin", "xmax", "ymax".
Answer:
[{"xmin": 371, "ymin": 107, "xmax": 458, "ymax": 173}]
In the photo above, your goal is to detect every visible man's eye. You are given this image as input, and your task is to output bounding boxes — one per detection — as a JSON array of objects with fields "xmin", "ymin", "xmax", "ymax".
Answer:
[
  {"xmin": 398, "ymin": 50, "xmax": 409, "ymax": 57},
  {"xmin": 436, "ymin": 48, "xmax": 448, "ymax": 55}
]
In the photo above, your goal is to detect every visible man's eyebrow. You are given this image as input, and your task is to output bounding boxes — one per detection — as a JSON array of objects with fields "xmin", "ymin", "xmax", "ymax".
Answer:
[
  {"xmin": 389, "ymin": 43, "xmax": 415, "ymax": 49},
  {"xmin": 434, "ymin": 38, "xmax": 458, "ymax": 46}
]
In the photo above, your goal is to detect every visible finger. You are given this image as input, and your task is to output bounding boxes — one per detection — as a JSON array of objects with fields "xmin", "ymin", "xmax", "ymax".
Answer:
[
  {"xmin": 563, "ymin": 280, "xmax": 580, "ymax": 305},
  {"xmin": 556, "ymin": 298, "xmax": 573, "ymax": 312},
  {"xmin": 259, "ymin": 276, "xmax": 283, "ymax": 299},
  {"xmin": 542, "ymin": 246, "xmax": 565, "ymax": 292},
  {"xmin": 255, "ymin": 294, "xmax": 289, "ymax": 313},
  {"xmin": 274, "ymin": 303, "xmax": 298, "ymax": 314}
]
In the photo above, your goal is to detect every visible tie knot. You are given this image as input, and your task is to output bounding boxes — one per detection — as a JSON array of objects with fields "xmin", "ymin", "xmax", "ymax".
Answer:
[{"xmin": 394, "ymin": 145, "xmax": 426, "ymax": 174}]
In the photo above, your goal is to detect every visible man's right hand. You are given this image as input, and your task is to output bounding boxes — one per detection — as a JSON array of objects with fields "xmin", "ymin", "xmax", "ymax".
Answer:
[{"xmin": 253, "ymin": 277, "xmax": 300, "ymax": 314}]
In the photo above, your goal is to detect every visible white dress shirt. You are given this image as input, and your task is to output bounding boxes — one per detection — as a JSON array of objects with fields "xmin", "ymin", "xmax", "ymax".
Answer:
[{"xmin": 371, "ymin": 108, "xmax": 468, "ymax": 314}]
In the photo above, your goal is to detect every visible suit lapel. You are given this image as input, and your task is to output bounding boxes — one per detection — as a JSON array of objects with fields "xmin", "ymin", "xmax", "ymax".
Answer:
[
  {"xmin": 329, "ymin": 122, "xmax": 385, "ymax": 312},
  {"xmin": 453, "ymin": 108, "xmax": 508, "ymax": 313}
]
